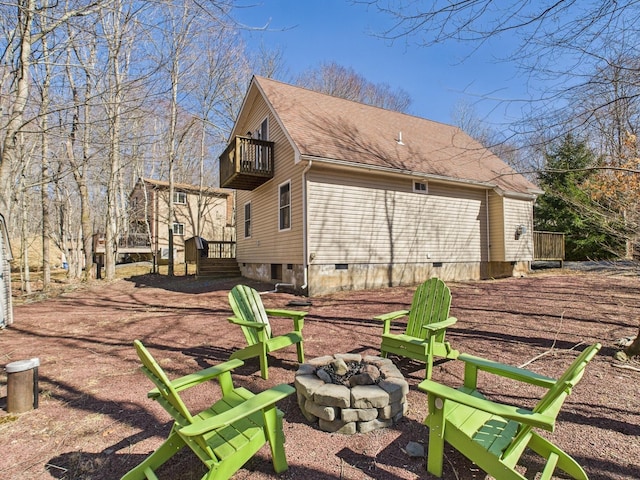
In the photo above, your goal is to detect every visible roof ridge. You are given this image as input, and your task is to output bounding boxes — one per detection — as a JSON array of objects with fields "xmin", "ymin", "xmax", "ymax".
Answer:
[{"xmin": 253, "ymin": 75, "xmax": 459, "ymax": 130}]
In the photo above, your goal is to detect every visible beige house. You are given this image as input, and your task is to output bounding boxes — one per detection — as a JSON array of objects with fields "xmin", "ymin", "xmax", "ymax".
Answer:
[
  {"xmin": 129, "ymin": 178, "xmax": 234, "ymax": 265},
  {"xmin": 219, "ymin": 76, "xmax": 543, "ymax": 296}
]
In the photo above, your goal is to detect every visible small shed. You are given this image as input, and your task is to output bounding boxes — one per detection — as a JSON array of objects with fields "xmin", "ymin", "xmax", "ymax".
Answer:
[{"xmin": 0, "ymin": 213, "xmax": 13, "ymax": 328}]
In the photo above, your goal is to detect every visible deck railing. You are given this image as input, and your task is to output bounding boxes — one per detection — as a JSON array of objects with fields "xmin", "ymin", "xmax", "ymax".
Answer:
[
  {"xmin": 219, "ymin": 136, "xmax": 274, "ymax": 189},
  {"xmin": 205, "ymin": 240, "xmax": 236, "ymax": 259}
]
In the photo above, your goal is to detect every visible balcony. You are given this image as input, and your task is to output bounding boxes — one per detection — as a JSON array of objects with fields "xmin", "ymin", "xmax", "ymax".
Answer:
[{"xmin": 219, "ymin": 136, "xmax": 274, "ymax": 190}]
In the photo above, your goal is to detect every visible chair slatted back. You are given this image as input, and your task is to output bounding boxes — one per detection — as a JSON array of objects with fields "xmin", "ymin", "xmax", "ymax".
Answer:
[
  {"xmin": 533, "ymin": 343, "xmax": 601, "ymax": 416},
  {"xmin": 406, "ymin": 278, "xmax": 452, "ymax": 340},
  {"xmin": 503, "ymin": 343, "xmax": 601, "ymax": 459},
  {"xmin": 134, "ymin": 341, "xmax": 219, "ymax": 462},
  {"xmin": 134, "ymin": 340, "xmax": 194, "ymax": 426},
  {"xmin": 229, "ymin": 285, "xmax": 272, "ymax": 343}
]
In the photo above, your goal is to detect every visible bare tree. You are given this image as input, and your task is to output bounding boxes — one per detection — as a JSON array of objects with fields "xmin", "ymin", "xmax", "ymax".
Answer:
[
  {"xmin": 360, "ymin": 2, "xmax": 640, "ymax": 137},
  {"xmin": 0, "ymin": 0, "xmax": 103, "ymax": 217},
  {"xmin": 296, "ymin": 62, "xmax": 412, "ymax": 112}
]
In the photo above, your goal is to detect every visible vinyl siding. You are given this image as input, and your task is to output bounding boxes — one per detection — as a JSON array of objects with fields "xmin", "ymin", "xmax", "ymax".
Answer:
[
  {"xmin": 307, "ymin": 168, "xmax": 488, "ymax": 265},
  {"xmin": 504, "ymin": 196, "xmax": 534, "ymax": 261},
  {"xmin": 235, "ymin": 99, "xmax": 304, "ymax": 264},
  {"xmin": 488, "ymin": 190, "xmax": 506, "ymax": 261}
]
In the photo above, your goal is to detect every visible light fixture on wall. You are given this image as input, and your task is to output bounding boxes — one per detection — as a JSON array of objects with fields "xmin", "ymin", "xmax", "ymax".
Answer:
[{"xmin": 515, "ymin": 225, "xmax": 527, "ymax": 239}]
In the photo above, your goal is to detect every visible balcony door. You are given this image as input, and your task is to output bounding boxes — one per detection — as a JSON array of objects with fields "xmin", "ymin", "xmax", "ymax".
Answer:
[{"xmin": 255, "ymin": 118, "xmax": 268, "ymax": 170}]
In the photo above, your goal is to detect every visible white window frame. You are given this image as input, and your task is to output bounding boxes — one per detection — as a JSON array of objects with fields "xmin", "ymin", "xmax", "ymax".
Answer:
[
  {"xmin": 172, "ymin": 222, "xmax": 185, "ymax": 236},
  {"xmin": 413, "ymin": 181, "xmax": 428, "ymax": 194},
  {"xmin": 244, "ymin": 202, "xmax": 251, "ymax": 238},
  {"xmin": 173, "ymin": 191, "xmax": 187, "ymax": 204},
  {"xmin": 278, "ymin": 180, "xmax": 291, "ymax": 231}
]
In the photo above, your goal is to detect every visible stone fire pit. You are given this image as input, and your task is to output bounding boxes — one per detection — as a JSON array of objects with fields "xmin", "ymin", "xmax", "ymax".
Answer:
[{"xmin": 294, "ymin": 353, "xmax": 408, "ymax": 434}]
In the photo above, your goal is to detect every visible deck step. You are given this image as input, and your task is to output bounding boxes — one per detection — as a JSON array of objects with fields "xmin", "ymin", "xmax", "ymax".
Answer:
[{"xmin": 197, "ymin": 258, "xmax": 241, "ymax": 278}]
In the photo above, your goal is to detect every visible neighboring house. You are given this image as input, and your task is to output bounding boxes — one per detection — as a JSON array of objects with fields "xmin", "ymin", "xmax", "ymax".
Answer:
[
  {"xmin": 0, "ymin": 213, "xmax": 13, "ymax": 328},
  {"xmin": 129, "ymin": 178, "xmax": 235, "ymax": 265},
  {"xmin": 219, "ymin": 76, "xmax": 543, "ymax": 296}
]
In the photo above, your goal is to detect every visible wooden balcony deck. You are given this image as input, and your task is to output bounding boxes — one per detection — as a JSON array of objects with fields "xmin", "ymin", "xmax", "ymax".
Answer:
[{"xmin": 219, "ymin": 136, "xmax": 274, "ymax": 190}]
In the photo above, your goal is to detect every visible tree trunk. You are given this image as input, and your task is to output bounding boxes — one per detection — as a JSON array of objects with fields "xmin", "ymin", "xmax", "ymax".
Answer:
[{"xmin": 0, "ymin": 0, "xmax": 34, "ymax": 216}]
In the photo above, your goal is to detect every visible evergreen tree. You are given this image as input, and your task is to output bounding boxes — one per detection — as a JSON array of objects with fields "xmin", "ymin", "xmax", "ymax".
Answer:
[{"xmin": 535, "ymin": 134, "xmax": 621, "ymax": 260}]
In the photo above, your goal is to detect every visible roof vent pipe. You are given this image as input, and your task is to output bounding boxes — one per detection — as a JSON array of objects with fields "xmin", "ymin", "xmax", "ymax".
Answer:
[{"xmin": 397, "ymin": 131, "xmax": 404, "ymax": 145}]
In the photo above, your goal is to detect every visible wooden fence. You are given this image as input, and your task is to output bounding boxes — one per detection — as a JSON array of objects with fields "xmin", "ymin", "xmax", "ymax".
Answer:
[{"xmin": 533, "ymin": 231, "xmax": 565, "ymax": 263}]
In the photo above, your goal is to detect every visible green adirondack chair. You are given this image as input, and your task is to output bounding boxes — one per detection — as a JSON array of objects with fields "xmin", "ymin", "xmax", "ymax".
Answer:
[
  {"xmin": 228, "ymin": 285, "xmax": 306, "ymax": 380},
  {"xmin": 122, "ymin": 340, "xmax": 295, "ymax": 480},
  {"xmin": 419, "ymin": 343, "xmax": 601, "ymax": 480},
  {"xmin": 374, "ymin": 277, "xmax": 459, "ymax": 379}
]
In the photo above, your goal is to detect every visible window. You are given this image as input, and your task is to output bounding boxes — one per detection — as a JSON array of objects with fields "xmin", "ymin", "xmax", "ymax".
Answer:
[
  {"xmin": 244, "ymin": 202, "xmax": 251, "ymax": 238},
  {"xmin": 413, "ymin": 181, "xmax": 428, "ymax": 194},
  {"xmin": 172, "ymin": 223, "xmax": 185, "ymax": 236},
  {"xmin": 173, "ymin": 191, "xmax": 187, "ymax": 204},
  {"xmin": 279, "ymin": 181, "xmax": 291, "ymax": 231}
]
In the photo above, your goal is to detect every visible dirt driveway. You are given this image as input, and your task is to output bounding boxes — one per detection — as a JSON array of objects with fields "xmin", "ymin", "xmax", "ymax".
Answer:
[{"xmin": 1, "ymin": 269, "xmax": 639, "ymax": 480}]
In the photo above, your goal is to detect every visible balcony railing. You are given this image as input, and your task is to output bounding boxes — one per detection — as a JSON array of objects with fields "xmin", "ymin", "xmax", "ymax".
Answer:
[
  {"xmin": 219, "ymin": 136, "xmax": 274, "ymax": 190},
  {"xmin": 93, "ymin": 233, "xmax": 152, "ymax": 254}
]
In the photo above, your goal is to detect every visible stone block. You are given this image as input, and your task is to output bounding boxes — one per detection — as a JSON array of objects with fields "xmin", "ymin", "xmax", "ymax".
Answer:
[
  {"xmin": 307, "ymin": 355, "xmax": 335, "ymax": 367},
  {"xmin": 296, "ymin": 391, "xmax": 306, "ymax": 409},
  {"xmin": 363, "ymin": 355, "xmax": 394, "ymax": 368},
  {"xmin": 300, "ymin": 405, "xmax": 319, "ymax": 423},
  {"xmin": 295, "ymin": 374, "xmax": 326, "ymax": 399},
  {"xmin": 358, "ymin": 418, "xmax": 392, "ymax": 434},
  {"xmin": 334, "ymin": 353, "xmax": 362, "ymax": 363},
  {"xmin": 331, "ymin": 357, "xmax": 349, "ymax": 375},
  {"xmin": 305, "ymin": 399, "xmax": 336, "ymax": 421},
  {"xmin": 314, "ymin": 383, "xmax": 351, "ymax": 408},
  {"xmin": 319, "ymin": 418, "xmax": 357, "ymax": 434},
  {"xmin": 316, "ymin": 368, "xmax": 332, "ymax": 383},
  {"xmin": 379, "ymin": 363, "xmax": 404, "ymax": 379},
  {"xmin": 378, "ymin": 378, "xmax": 409, "ymax": 402},
  {"xmin": 351, "ymin": 385, "xmax": 389, "ymax": 409},
  {"xmin": 379, "ymin": 400, "xmax": 405, "ymax": 419},
  {"xmin": 342, "ymin": 407, "xmax": 379, "ymax": 422},
  {"xmin": 295, "ymin": 363, "xmax": 316, "ymax": 376}
]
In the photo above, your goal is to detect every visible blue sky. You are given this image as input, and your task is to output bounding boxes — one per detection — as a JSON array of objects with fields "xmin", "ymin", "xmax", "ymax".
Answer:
[{"xmin": 233, "ymin": 0, "xmax": 530, "ymax": 127}]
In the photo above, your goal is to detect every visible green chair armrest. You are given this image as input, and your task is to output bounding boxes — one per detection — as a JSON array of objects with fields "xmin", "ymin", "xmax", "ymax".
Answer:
[
  {"xmin": 459, "ymin": 353, "xmax": 556, "ymax": 388},
  {"xmin": 264, "ymin": 308, "xmax": 308, "ymax": 319},
  {"xmin": 227, "ymin": 316, "xmax": 267, "ymax": 330},
  {"xmin": 149, "ymin": 359, "xmax": 244, "ymax": 398},
  {"xmin": 374, "ymin": 310, "xmax": 410, "ymax": 322},
  {"xmin": 418, "ymin": 379, "xmax": 556, "ymax": 431},
  {"xmin": 179, "ymin": 384, "xmax": 296, "ymax": 436},
  {"xmin": 423, "ymin": 317, "xmax": 458, "ymax": 332},
  {"xmin": 265, "ymin": 309, "xmax": 305, "ymax": 331}
]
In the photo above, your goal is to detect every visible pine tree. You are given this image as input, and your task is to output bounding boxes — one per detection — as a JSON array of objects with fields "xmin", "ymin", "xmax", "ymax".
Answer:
[{"xmin": 535, "ymin": 134, "xmax": 622, "ymax": 260}]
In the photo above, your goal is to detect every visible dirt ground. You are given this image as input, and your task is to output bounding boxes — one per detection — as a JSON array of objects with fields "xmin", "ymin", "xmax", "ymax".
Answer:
[{"xmin": 1, "ymin": 268, "xmax": 639, "ymax": 480}]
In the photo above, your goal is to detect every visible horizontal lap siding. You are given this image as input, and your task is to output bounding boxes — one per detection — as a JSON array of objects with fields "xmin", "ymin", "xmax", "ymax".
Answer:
[
  {"xmin": 236, "ymin": 101, "xmax": 304, "ymax": 264},
  {"xmin": 504, "ymin": 197, "xmax": 534, "ymax": 261},
  {"xmin": 307, "ymin": 170, "xmax": 486, "ymax": 264},
  {"xmin": 488, "ymin": 191, "xmax": 506, "ymax": 261}
]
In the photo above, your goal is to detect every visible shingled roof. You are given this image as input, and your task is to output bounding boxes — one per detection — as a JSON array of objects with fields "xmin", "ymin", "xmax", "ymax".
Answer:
[{"xmin": 247, "ymin": 76, "xmax": 541, "ymax": 197}]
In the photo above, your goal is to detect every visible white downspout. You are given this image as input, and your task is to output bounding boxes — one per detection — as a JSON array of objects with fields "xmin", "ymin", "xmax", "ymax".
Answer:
[{"xmin": 301, "ymin": 159, "xmax": 313, "ymax": 292}]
